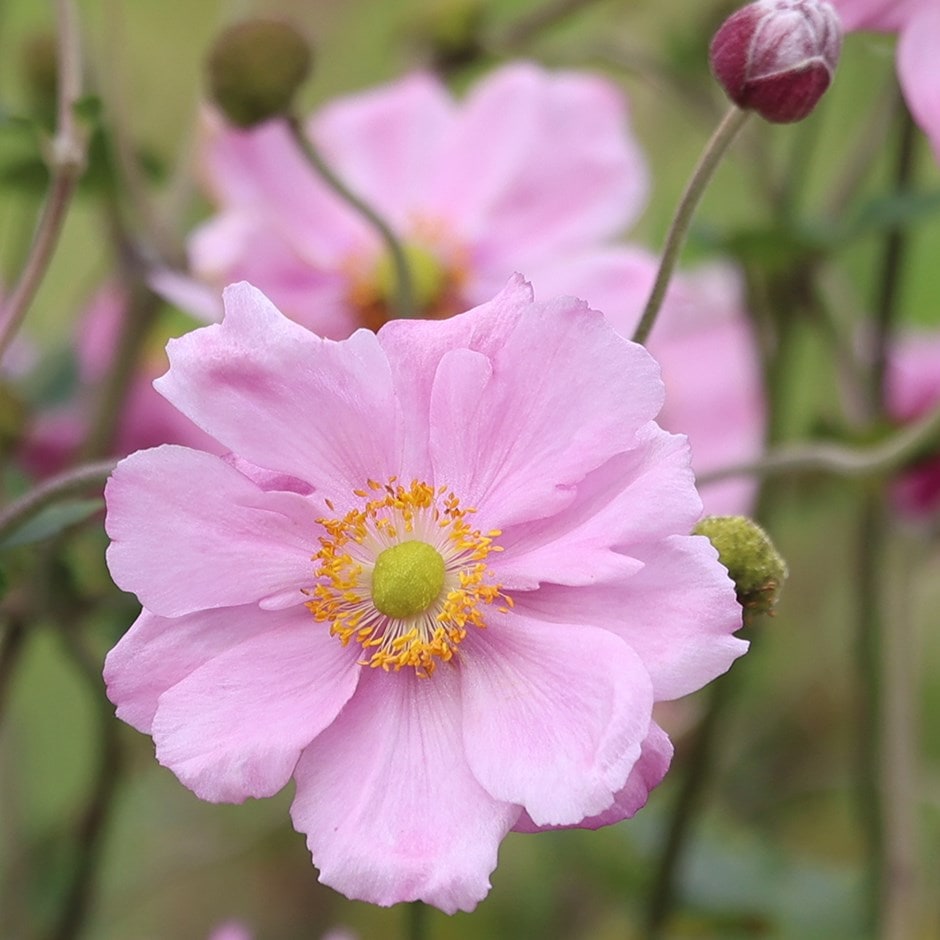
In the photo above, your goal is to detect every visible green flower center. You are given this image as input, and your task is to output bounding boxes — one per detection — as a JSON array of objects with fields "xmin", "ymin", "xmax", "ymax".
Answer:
[
  {"xmin": 372, "ymin": 242, "xmax": 448, "ymax": 313},
  {"xmin": 370, "ymin": 539, "xmax": 446, "ymax": 619}
]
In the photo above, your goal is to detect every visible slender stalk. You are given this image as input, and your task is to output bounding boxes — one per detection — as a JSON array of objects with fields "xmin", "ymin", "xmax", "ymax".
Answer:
[
  {"xmin": 855, "ymin": 490, "xmax": 886, "ymax": 936},
  {"xmin": 0, "ymin": 460, "xmax": 117, "ymax": 545},
  {"xmin": 631, "ymin": 107, "xmax": 750, "ymax": 345},
  {"xmin": 0, "ymin": 0, "xmax": 85, "ymax": 361},
  {"xmin": 697, "ymin": 398, "xmax": 940, "ymax": 486},
  {"xmin": 286, "ymin": 116, "xmax": 415, "ymax": 319},
  {"xmin": 870, "ymin": 107, "xmax": 919, "ymax": 418},
  {"xmin": 882, "ymin": 537, "xmax": 920, "ymax": 940},
  {"xmin": 495, "ymin": 0, "xmax": 606, "ymax": 49},
  {"xmin": 407, "ymin": 901, "xmax": 429, "ymax": 940},
  {"xmin": 643, "ymin": 670, "xmax": 738, "ymax": 938}
]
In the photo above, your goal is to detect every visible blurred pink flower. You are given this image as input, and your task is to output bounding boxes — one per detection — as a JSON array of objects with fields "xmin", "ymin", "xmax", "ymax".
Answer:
[
  {"xmin": 104, "ymin": 279, "xmax": 745, "ymax": 912},
  {"xmin": 831, "ymin": 0, "xmax": 940, "ymax": 162},
  {"xmin": 887, "ymin": 330, "xmax": 940, "ymax": 517},
  {"xmin": 207, "ymin": 922, "xmax": 252, "ymax": 940},
  {"xmin": 162, "ymin": 62, "xmax": 764, "ymax": 516},
  {"xmin": 22, "ymin": 285, "xmax": 218, "ymax": 475}
]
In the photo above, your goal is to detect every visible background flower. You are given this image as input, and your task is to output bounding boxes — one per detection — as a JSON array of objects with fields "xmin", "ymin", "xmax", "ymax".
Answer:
[
  {"xmin": 104, "ymin": 279, "xmax": 744, "ymax": 913},
  {"xmin": 159, "ymin": 62, "xmax": 764, "ymax": 515},
  {"xmin": 832, "ymin": 0, "xmax": 940, "ymax": 162}
]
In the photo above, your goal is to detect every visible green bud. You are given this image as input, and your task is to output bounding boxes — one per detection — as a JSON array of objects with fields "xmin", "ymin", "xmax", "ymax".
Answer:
[
  {"xmin": 206, "ymin": 19, "xmax": 312, "ymax": 128},
  {"xmin": 694, "ymin": 515, "xmax": 787, "ymax": 617}
]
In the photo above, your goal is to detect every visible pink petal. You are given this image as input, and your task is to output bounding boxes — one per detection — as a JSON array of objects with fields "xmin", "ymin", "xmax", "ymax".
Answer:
[
  {"xmin": 378, "ymin": 274, "xmax": 535, "ymax": 478},
  {"xmin": 310, "ymin": 72, "xmax": 454, "ymax": 227},
  {"xmin": 460, "ymin": 611, "xmax": 654, "ymax": 826},
  {"xmin": 513, "ymin": 722, "xmax": 673, "ymax": 831},
  {"xmin": 199, "ymin": 109, "xmax": 366, "ymax": 262},
  {"xmin": 427, "ymin": 293, "xmax": 664, "ymax": 530},
  {"xmin": 831, "ymin": 0, "xmax": 921, "ymax": 32},
  {"xmin": 290, "ymin": 668, "xmax": 517, "ymax": 913},
  {"xmin": 519, "ymin": 535, "xmax": 746, "ymax": 700},
  {"xmin": 155, "ymin": 282, "xmax": 400, "ymax": 494},
  {"xmin": 427, "ymin": 63, "xmax": 648, "ymax": 269},
  {"xmin": 152, "ymin": 610, "xmax": 360, "ymax": 802},
  {"xmin": 491, "ymin": 425, "xmax": 699, "ymax": 589},
  {"xmin": 148, "ymin": 267, "xmax": 223, "ymax": 322},
  {"xmin": 897, "ymin": 6, "xmax": 940, "ymax": 165},
  {"xmin": 105, "ymin": 445, "xmax": 316, "ymax": 617},
  {"xmin": 104, "ymin": 604, "xmax": 269, "ymax": 734}
]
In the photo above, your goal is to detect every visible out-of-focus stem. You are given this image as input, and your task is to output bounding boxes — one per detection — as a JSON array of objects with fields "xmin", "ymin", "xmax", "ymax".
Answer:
[
  {"xmin": 632, "ymin": 106, "xmax": 749, "ymax": 345},
  {"xmin": 407, "ymin": 901, "xmax": 429, "ymax": 940},
  {"xmin": 286, "ymin": 115, "xmax": 415, "ymax": 319},
  {"xmin": 0, "ymin": 460, "xmax": 116, "ymax": 546},
  {"xmin": 855, "ymin": 490, "xmax": 886, "ymax": 935},
  {"xmin": 643, "ymin": 668, "xmax": 738, "ymax": 939},
  {"xmin": 0, "ymin": 0, "xmax": 85, "ymax": 361},
  {"xmin": 495, "ymin": 0, "xmax": 606, "ymax": 49},
  {"xmin": 698, "ymin": 397, "xmax": 940, "ymax": 486},
  {"xmin": 870, "ymin": 107, "xmax": 918, "ymax": 418}
]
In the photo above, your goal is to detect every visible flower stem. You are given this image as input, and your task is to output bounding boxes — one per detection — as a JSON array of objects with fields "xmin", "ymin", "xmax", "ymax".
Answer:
[
  {"xmin": 286, "ymin": 115, "xmax": 416, "ymax": 319},
  {"xmin": 0, "ymin": 0, "xmax": 85, "ymax": 362},
  {"xmin": 696, "ymin": 399, "xmax": 940, "ymax": 486},
  {"xmin": 407, "ymin": 901, "xmax": 429, "ymax": 940},
  {"xmin": 631, "ymin": 106, "xmax": 749, "ymax": 346},
  {"xmin": 0, "ymin": 460, "xmax": 117, "ymax": 546},
  {"xmin": 643, "ymin": 668, "xmax": 738, "ymax": 938}
]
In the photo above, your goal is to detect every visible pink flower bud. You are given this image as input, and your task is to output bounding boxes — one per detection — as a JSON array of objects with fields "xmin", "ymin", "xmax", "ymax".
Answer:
[{"xmin": 710, "ymin": 0, "xmax": 843, "ymax": 123}]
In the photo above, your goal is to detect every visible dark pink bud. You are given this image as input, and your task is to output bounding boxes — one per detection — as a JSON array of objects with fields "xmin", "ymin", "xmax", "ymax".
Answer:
[{"xmin": 710, "ymin": 0, "xmax": 842, "ymax": 123}]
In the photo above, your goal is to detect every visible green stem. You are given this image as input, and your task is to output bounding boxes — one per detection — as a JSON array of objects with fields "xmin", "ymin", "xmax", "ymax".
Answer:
[
  {"xmin": 0, "ymin": 0, "xmax": 85, "ymax": 361},
  {"xmin": 643, "ymin": 668, "xmax": 738, "ymax": 938},
  {"xmin": 697, "ymin": 398, "xmax": 940, "ymax": 486},
  {"xmin": 855, "ymin": 490, "xmax": 886, "ymax": 936},
  {"xmin": 0, "ymin": 460, "xmax": 117, "ymax": 545},
  {"xmin": 287, "ymin": 115, "xmax": 415, "ymax": 319},
  {"xmin": 407, "ymin": 901, "xmax": 429, "ymax": 940},
  {"xmin": 631, "ymin": 106, "xmax": 749, "ymax": 346},
  {"xmin": 870, "ymin": 107, "xmax": 918, "ymax": 418}
]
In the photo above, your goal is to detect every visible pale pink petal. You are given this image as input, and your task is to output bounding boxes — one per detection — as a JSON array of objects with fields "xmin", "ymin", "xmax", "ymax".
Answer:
[
  {"xmin": 155, "ymin": 283, "xmax": 400, "ymax": 493},
  {"xmin": 104, "ymin": 604, "xmax": 271, "ymax": 734},
  {"xmin": 378, "ymin": 275, "xmax": 535, "ymax": 478},
  {"xmin": 492, "ymin": 425, "xmax": 699, "ymax": 589},
  {"xmin": 517, "ymin": 535, "xmax": 745, "ymax": 700},
  {"xmin": 897, "ymin": 6, "xmax": 940, "ymax": 165},
  {"xmin": 199, "ymin": 109, "xmax": 366, "ymax": 261},
  {"xmin": 460, "ymin": 611, "xmax": 653, "ymax": 826},
  {"xmin": 427, "ymin": 64, "xmax": 648, "ymax": 269},
  {"xmin": 428, "ymin": 294, "xmax": 664, "ymax": 530},
  {"xmin": 513, "ymin": 722, "xmax": 673, "ymax": 831},
  {"xmin": 148, "ymin": 267, "xmax": 223, "ymax": 322},
  {"xmin": 310, "ymin": 72, "xmax": 454, "ymax": 226},
  {"xmin": 152, "ymin": 611, "xmax": 360, "ymax": 802},
  {"xmin": 105, "ymin": 445, "xmax": 316, "ymax": 617},
  {"xmin": 832, "ymin": 0, "xmax": 921, "ymax": 32},
  {"xmin": 290, "ymin": 668, "xmax": 517, "ymax": 913}
]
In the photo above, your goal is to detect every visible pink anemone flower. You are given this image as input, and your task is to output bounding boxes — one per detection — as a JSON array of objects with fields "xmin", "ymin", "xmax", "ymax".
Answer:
[
  {"xmin": 831, "ymin": 0, "xmax": 940, "ymax": 162},
  {"xmin": 157, "ymin": 62, "xmax": 765, "ymax": 516},
  {"xmin": 104, "ymin": 279, "xmax": 745, "ymax": 912}
]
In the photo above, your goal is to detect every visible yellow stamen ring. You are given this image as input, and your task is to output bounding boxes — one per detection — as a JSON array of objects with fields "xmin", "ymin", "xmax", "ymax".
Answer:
[{"xmin": 306, "ymin": 479, "xmax": 512, "ymax": 677}]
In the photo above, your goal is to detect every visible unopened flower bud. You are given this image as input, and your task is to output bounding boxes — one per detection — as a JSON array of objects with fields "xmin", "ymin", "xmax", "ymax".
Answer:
[
  {"xmin": 694, "ymin": 515, "xmax": 787, "ymax": 617},
  {"xmin": 710, "ymin": 0, "xmax": 842, "ymax": 123},
  {"xmin": 206, "ymin": 19, "xmax": 312, "ymax": 128}
]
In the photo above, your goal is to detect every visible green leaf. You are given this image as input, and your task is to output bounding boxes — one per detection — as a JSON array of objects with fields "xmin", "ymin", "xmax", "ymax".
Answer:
[{"xmin": 0, "ymin": 497, "xmax": 103, "ymax": 549}]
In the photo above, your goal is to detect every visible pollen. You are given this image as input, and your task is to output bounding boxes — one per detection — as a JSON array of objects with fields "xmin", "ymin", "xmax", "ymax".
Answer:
[{"xmin": 306, "ymin": 479, "xmax": 510, "ymax": 677}]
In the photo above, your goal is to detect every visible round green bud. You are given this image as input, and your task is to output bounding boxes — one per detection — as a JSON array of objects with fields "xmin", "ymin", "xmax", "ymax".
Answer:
[
  {"xmin": 694, "ymin": 515, "xmax": 787, "ymax": 616},
  {"xmin": 371, "ymin": 540, "xmax": 446, "ymax": 620},
  {"xmin": 206, "ymin": 19, "xmax": 312, "ymax": 128}
]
